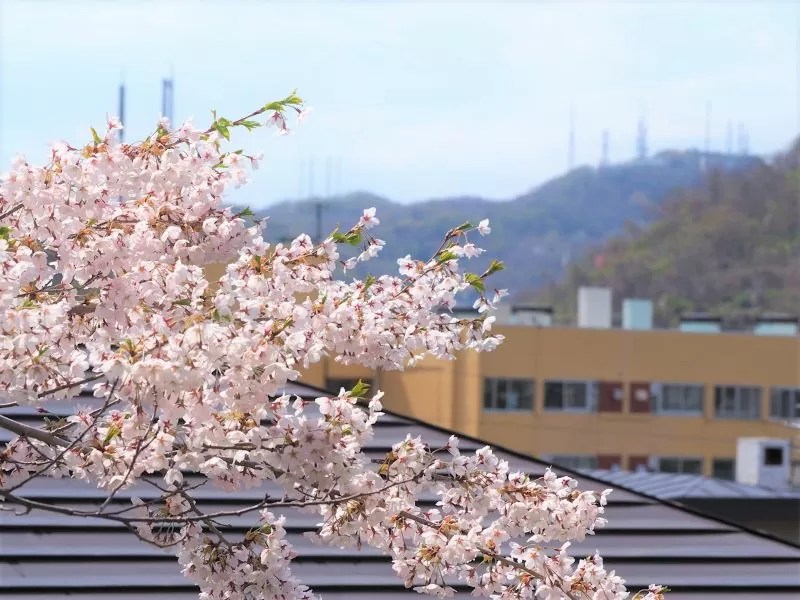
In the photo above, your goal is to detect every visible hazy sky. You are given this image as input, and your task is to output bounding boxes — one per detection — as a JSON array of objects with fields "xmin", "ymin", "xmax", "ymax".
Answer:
[{"xmin": 1, "ymin": 0, "xmax": 798, "ymax": 207}]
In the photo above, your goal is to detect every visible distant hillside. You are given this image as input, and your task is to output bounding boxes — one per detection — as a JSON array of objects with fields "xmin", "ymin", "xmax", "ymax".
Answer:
[
  {"xmin": 530, "ymin": 143, "xmax": 800, "ymax": 327},
  {"xmin": 253, "ymin": 151, "xmax": 758, "ymax": 294}
]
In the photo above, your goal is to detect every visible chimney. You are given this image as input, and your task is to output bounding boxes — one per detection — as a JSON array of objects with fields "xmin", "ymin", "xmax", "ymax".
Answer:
[
  {"xmin": 754, "ymin": 314, "xmax": 798, "ymax": 336},
  {"xmin": 511, "ymin": 305, "xmax": 553, "ymax": 327},
  {"xmin": 679, "ymin": 313, "xmax": 721, "ymax": 333},
  {"xmin": 622, "ymin": 299, "xmax": 653, "ymax": 330},
  {"xmin": 578, "ymin": 287, "xmax": 612, "ymax": 329},
  {"xmin": 736, "ymin": 438, "xmax": 791, "ymax": 490}
]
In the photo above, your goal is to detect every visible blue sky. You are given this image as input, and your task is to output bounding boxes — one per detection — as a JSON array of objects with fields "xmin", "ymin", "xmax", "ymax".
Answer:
[{"xmin": 1, "ymin": 0, "xmax": 798, "ymax": 207}]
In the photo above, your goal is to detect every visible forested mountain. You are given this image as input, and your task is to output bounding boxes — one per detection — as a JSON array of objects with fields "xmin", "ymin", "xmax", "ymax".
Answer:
[
  {"xmin": 254, "ymin": 151, "xmax": 756, "ymax": 294},
  {"xmin": 530, "ymin": 143, "xmax": 800, "ymax": 327}
]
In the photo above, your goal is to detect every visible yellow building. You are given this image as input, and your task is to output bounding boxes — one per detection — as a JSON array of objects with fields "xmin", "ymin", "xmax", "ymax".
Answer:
[{"xmin": 302, "ymin": 321, "xmax": 800, "ymax": 478}]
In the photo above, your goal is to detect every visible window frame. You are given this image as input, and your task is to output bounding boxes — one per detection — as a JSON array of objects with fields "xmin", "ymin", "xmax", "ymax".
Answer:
[
  {"xmin": 651, "ymin": 382, "xmax": 705, "ymax": 416},
  {"xmin": 543, "ymin": 380, "xmax": 598, "ymax": 413},
  {"xmin": 769, "ymin": 387, "xmax": 800, "ymax": 421},
  {"xmin": 713, "ymin": 385, "xmax": 762, "ymax": 420},
  {"xmin": 654, "ymin": 456, "xmax": 704, "ymax": 475},
  {"xmin": 548, "ymin": 455, "xmax": 598, "ymax": 471},
  {"xmin": 712, "ymin": 458, "xmax": 735, "ymax": 480},
  {"xmin": 483, "ymin": 377, "xmax": 535, "ymax": 412}
]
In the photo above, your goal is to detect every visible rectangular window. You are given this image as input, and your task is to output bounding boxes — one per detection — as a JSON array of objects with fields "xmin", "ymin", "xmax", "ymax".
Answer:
[
  {"xmin": 712, "ymin": 458, "xmax": 735, "ymax": 480},
  {"xmin": 764, "ymin": 446, "xmax": 785, "ymax": 466},
  {"xmin": 770, "ymin": 388, "xmax": 800, "ymax": 420},
  {"xmin": 655, "ymin": 456, "xmax": 703, "ymax": 475},
  {"xmin": 483, "ymin": 378, "xmax": 534, "ymax": 411},
  {"xmin": 544, "ymin": 381, "xmax": 598, "ymax": 412},
  {"xmin": 651, "ymin": 383, "xmax": 704, "ymax": 415},
  {"xmin": 549, "ymin": 455, "xmax": 598, "ymax": 471},
  {"xmin": 714, "ymin": 386, "xmax": 761, "ymax": 420}
]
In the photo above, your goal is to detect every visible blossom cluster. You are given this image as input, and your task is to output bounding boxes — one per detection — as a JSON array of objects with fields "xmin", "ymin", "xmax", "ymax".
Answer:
[{"xmin": 0, "ymin": 97, "xmax": 662, "ymax": 599}]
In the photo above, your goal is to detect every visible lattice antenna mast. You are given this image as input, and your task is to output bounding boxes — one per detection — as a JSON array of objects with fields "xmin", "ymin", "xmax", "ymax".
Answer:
[
  {"xmin": 636, "ymin": 107, "xmax": 648, "ymax": 160},
  {"xmin": 600, "ymin": 129, "xmax": 609, "ymax": 167},
  {"xmin": 568, "ymin": 105, "xmax": 576, "ymax": 171},
  {"xmin": 118, "ymin": 74, "xmax": 126, "ymax": 143},
  {"xmin": 161, "ymin": 72, "xmax": 175, "ymax": 125}
]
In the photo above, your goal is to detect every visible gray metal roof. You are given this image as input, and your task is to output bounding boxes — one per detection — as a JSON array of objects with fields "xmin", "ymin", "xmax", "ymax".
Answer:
[
  {"xmin": 589, "ymin": 469, "xmax": 800, "ymax": 499},
  {"xmin": 2, "ymin": 382, "xmax": 799, "ymax": 599}
]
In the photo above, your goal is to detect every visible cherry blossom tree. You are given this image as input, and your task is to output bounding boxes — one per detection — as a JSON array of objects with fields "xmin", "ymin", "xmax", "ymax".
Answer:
[{"xmin": 0, "ymin": 93, "xmax": 665, "ymax": 600}]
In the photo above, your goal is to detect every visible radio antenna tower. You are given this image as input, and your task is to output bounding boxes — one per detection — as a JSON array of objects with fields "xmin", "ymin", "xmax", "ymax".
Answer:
[
  {"xmin": 726, "ymin": 120, "xmax": 733, "ymax": 154},
  {"xmin": 636, "ymin": 107, "xmax": 648, "ymax": 160},
  {"xmin": 704, "ymin": 101, "xmax": 712, "ymax": 154},
  {"xmin": 161, "ymin": 71, "xmax": 175, "ymax": 124},
  {"xmin": 737, "ymin": 122, "xmax": 746, "ymax": 155},
  {"xmin": 600, "ymin": 129, "xmax": 609, "ymax": 167},
  {"xmin": 568, "ymin": 105, "xmax": 576, "ymax": 171},
  {"xmin": 118, "ymin": 75, "xmax": 126, "ymax": 143}
]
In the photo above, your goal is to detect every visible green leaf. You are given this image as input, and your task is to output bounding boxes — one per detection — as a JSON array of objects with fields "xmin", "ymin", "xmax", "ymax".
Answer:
[
  {"xmin": 236, "ymin": 207, "xmax": 255, "ymax": 218},
  {"xmin": 362, "ymin": 274, "xmax": 376, "ymax": 294},
  {"xmin": 332, "ymin": 231, "xmax": 361, "ymax": 246},
  {"xmin": 90, "ymin": 127, "xmax": 102, "ymax": 145},
  {"xmin": 283, "ymin": 89, "xmax": 303, "ymax": 105},
  {"xmin": 0, "ymin": 226, "xmax": 11, "ymax": 241},
  {"xmin": 263, "ymin": 101, "xmax": 284, "ymax": 112},
  {"xmin": 350, "ymin": 379, "xmax": 371, "ymax": 399},
  {"xmin": 453, "ymin": 222, "xmax": 473, "ymax": 234},
  {"xmin": 437, "ymin": 250, "xmax": 459, "ymax": 264},
  {"xmin": 211, "ymin": 118, "xmax": 231, "ymax": 141},
  {"xmin": 239, "ymin": 120, "xmax": 262, "ymax": 131},
  {"xmin": 482, "ymin": 259, "xmax": 505, "ymax": 278},
  {"xmin": 173, "ymin": 298, "xmax": 192, "ymax": 306},
  {"xmin": 465, "ymin": 273, "xmax": 485, "ymax": 293}
]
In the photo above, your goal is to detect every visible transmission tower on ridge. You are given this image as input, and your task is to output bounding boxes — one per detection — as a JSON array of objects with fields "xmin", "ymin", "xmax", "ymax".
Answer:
[
  {"xmin": 161, "ymin": 74, "xmax": 175, "ymax": 124},
  {"xmin": 568, "ymin": 105, "xmax": 576, "ymax": 171},
  {"xmin": 118, "ymin": 78, "xmax": 126, "ymax": 143},
  {"xmin": 636, "ymin": 111, "xmax": 648, "ymax": 160}
]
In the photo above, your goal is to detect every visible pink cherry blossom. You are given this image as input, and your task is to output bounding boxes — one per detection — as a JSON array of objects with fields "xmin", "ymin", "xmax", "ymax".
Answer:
[{"xmin": 0, "ymin": 96, "xmax": 660, "ymax": 600}]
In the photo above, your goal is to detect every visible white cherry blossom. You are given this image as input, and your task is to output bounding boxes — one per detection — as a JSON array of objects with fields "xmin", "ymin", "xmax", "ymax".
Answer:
[{"xmin": 0, "ymin": 94, "xmax": 661, "ymax": 600}]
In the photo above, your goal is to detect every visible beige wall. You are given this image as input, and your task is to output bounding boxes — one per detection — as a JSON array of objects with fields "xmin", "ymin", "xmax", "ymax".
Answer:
[{"xmin": 301, "ymin": 325, "xmax": 800, "ymax": 476}]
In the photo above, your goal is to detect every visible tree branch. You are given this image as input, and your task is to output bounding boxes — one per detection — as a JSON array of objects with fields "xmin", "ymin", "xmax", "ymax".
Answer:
[{"xmin": 0, "ymin": 415, "xmax": 70, "ymax": 447}]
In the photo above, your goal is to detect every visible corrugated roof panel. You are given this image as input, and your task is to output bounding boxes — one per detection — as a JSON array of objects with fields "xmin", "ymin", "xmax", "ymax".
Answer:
[
  {"xmin": 2, "ymin": 383, "xmax": 799, "ymax": 598},
  {"xmin": 590, "ymin": 469, "xmax": 800, "ymax": 499}
]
